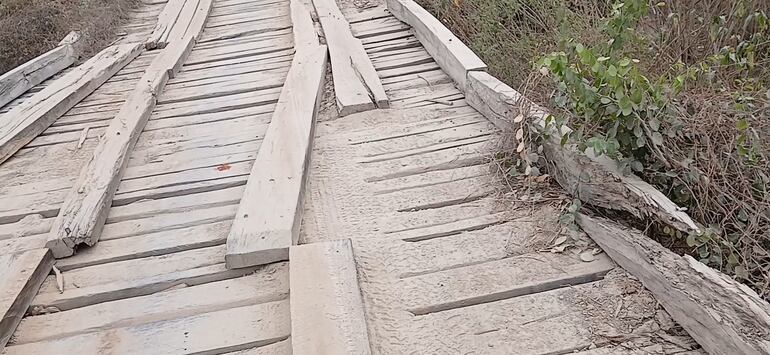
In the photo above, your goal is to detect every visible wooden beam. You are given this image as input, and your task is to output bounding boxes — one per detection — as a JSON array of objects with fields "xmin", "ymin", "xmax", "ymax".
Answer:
[
  {"xmin": 0, "ymin": 43, "xmax": 142, "ymax": 165},
  {"xmin": 0, "ymin": 32, "xmax": 84, "ymax": 108},
  {"xmin": 464, "ymin": 71, "xmax": 699, "ymax": 233},
  {"xmin": 386, "ymin": 0, "xmax": 486, "ymax": 90},
  {"xmin": 46, "ymin": 1, "xmax": 213, "ymax": 258},
  {"xmin": 290, "ymin": 0, "xmax": 319, "ymax": 49},
  {"xmin": 289, "ymin": 239, "xmax": 372, "ymax": 354},
  {"xmin": 0, "ymin": 249, "xmax": 54, "ymax": 350},
  {"xmin": 312, "ymin": 0, "xmax": 388, "ymax": 116},
  {"xmin": 576, "ymin": 214, "xmax": 770, "ymax": 355},
  {"xmin": 225, "ymin": 44, "xmax": 328, "ymax": 268},
  {"xmin": 145, "ymin": 0, "xmax": 186, "ymax": 49}
]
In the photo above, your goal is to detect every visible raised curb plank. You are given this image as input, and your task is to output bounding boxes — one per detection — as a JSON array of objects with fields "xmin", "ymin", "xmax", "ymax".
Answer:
[
  {"xmin": 577, "ymin": 214, "xmax": 770, "ymax": 355},
  {"xmin": 386, "ymin": 0, "xmax": 486, "ymax": 90},
  {"xmin": 289, "ymin": 239, "xmax": 372, "ymax": 355},
  {"xmin": 0, "ymin": 43, "xmax": 143, "ymax": 165},
  {"xmin": 0, "ymin": 249, "xmax": 54, "ymax": 350},
  {"xmin": 0, "ymin": 31, "xmax": 84, "ymax": 108}
]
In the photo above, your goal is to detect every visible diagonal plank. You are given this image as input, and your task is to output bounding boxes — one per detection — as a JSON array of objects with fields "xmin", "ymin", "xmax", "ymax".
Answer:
[
  {"xmin": 46, "ymin": 0, "xmax": 214, "ymax": 258},
  {"xmin": 289, "ymin": 239, "xmax": 372, "ymax": 354},
  {"xmin": 0, "ymin": 249, "xmax": 54, "ymax": 350},
  {"xmin": 0, "ymin": 43, "xmax": 142, "ymax": 165},
  {"xmin": 0, "ymin": 32, "xmax": 84, "ymax": 109},
  {"xmin": 225, "ymin": 0, "xmax": 328, "ymax": 268},
  {"xmin": 311, "ymin": 0, "xmax": 388, "ymax": 116},
  {"xmin": 145, "ymin": 0, "xmax": 186, "ymax": 49}
]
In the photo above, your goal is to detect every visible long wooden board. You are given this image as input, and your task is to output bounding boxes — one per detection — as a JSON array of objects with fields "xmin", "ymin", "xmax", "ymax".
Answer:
[
  {"xmin": 386, "ymin": 0, "xmax": 486, "ymax": 89},
  {"xmin": 145, "ymin": 0, "xmax": 186, "ymax": 49},
  {"xmin": 0, "ymin": 32, "xmax": 83, "ymax": 108},
  {"xmin": 577, "ymin": 214, "xmax": 770, "ymax": 355},
  {"xmin": 0, "ymin": 249, "xmax": 54, "ymax": 350},
  {"xmin": 0, "ymin": 43, "xmax": 142, "ymax": 165},
  {"xmin": 312, "ymin": 0, "xmax": 389, "ymax": 116},
  {"xmin": 46, "ymin": 2, "xmax": 213, "ymax": 258},
  {"xmin": 289, "ymin": 239, "xmax": 372, "ymax": 354},
  {"xmin": 225, "ymin": 44, "xmax": 328, "ymax": 268}
]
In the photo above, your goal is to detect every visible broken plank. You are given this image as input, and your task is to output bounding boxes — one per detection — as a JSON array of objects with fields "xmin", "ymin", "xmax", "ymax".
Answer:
[
  {"xmin": 312, "ymin": 0, "xmax": 389, "ymax": 115},
  {"xmin": 289, "ymin": 239, "xmax": 372, "ymax": 354},
  {"xmin": 0, "ymin": 249, "xmax": 54, "ymax": 350},
  {"xmin": 4, "ymin": 301, "xmax": 290, "ymax": 355},
  {"xmin": 0, "ymin": 32, "xmax": 84, "ymax": 109},
  {"xmin": 145, "ymin": 0, "xmax": 186, "ymax": 49},
  {"xmin": 0, "ymin": 43, "xmax": 142, "ymax": 165},
  {"xmin": 386, "ymin": 0, "xmax": 486, "ymax": 89},
  {"xmin": 224, "ymin": 46, "xmax": 327, "ymax": 268},
  {"xmin": 576, "ymin": 214, "xmax": 770, "ymax": 355}
]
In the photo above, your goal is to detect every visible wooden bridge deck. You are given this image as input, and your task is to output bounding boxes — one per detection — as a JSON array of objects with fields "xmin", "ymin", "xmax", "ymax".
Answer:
[{"xmin": 0, "ymin": 0, "xmax": 704, "ymax": 354}]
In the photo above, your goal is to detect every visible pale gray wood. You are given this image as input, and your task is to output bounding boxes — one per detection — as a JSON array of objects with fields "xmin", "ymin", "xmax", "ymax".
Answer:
[
  {"xmin": 0, "ymin": 43, "xmax": 143, "ymax": 165},
  {"xmin": 577, "ymin": 214, "xmax": 770, "ymax": 355},
  {"xmin": 289, "ymin": 239, "xmax": 372, "ymax": 354},
  {"xmin": 0, "ymin": 32, "xmax": 83, "ymax": 109},
  {"xmin": 0, "ymin": 248, "xmax": 54, "ymax": 350},
  {"xmin": 145, "ymin": 0, "xmax": 186, "ymax": 49},
  {"xmin": 311, "ymin": 0, "xmax": 389, "ymax": 115},
  {"xmin": 46, "ymin": 2, "xmax": 213, "ymax": 258},
  {"xmin": 224, "ymin": 44, "xmax": 327, "ymax": 268},
  {"xmin": 464, "ymin": 71, "xmax": 700, "ymax": 233},
  {"xmin": 386, "ymin": 0, "xmax": 486, "ymax": 89}
]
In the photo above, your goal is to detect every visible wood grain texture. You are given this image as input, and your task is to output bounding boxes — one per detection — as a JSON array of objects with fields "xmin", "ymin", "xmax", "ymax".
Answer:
[
  {"xmin": 0, "ymin": 249, "xmax": 54, "ymax": 350},
  {"xmin": 0, "ymin": 32, "xmax": 84, "ymax": 109},
  {"xmin": 464, "ymin": 71, "xmax": 699, "ymax": 233},
  {"xmin": 46, "ymin": 2, "xmax": 213, "ymax": 258},
  {"xmin": 0, "ymin": 43, "xmax": 142, "ymax": 165},
  {"xmin": 577, "ymin": 214, "xmax": 770, "ymax": 355},
  {"xmin": 225, "ymin": 44, "xmax": 327, "ymax": 268},
  {"xmin": 289, "ymin": 239, "xmax": 372, "ymax": 355},
  {"xmin": 386, "ymin": 0, "xmax": 486, "ymax": 89},
  {"xmin": 312, "ymin": 0, "xmax": 388, "ymax": 116},
  {"xmin": 145, "ymin": 0, "xmax": 186, "ymax": 49}
]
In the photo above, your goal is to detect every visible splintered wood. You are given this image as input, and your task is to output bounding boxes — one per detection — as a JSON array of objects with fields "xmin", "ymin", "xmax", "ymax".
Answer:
[
  {"xmin": 0, "ymin": 249, "xmax": 54, "ymax": 350},
  {"xmin": 146, "ymin": 0, "xmax": 211, "ymax": 49},
  {"xmin": 312, "ymin": 0, "xmax": 388, "ymax": 116},
  {"xmin": 46, "ymin": 0, "xmax": 213, "ymax": 258},
  {"xmin": 0, "ymin": 43, "xmax": 142, "ymax": 165}
]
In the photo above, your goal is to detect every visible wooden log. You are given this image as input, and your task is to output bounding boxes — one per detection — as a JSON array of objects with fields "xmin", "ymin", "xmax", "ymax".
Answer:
[
  {"xmin": 464, "ymin": 70, "xmax": 699, "ymax": 233},
  {"xmin": 386, "ymin": 0, "xmax": 486, "ymax": 90},
  {"xmin": 576, "ymin": 214, "xmax": 770, "ymax": 355},
  {"xmin": 311, "ymin": 0, "xmax": 389, "ymax": 116},
  {"xmin": 289, "ymin": 239, "xmax": 372, "ymax": 354},
  {"xmin": 46, "ymin": 2, "xmax": 213, "ymax": 258},
  {"xmin": 225, "ymin": 45, "xmax": 328, "ymax": 268},
  {"xmin": 0, "ymin": 43, "xmax": 142, "ymax": 165},
  {"xmin": 0, "ymin": 32, "xmax": 84, "ymax": 109},
  {"xmin": 145, "ymin": 0, "xmax": 186, "ymax": 49},
  {"xmin": 0, "ymin": 249, "xmax": 54, "ymax": 350}
]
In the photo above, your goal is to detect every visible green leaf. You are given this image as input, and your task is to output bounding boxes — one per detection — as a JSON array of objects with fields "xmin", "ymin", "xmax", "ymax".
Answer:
[
  {"xmin": 736, "ymin": 118, "xmax": 749, "ymax": 130},
  {"xmin": 648, "ymin": 117, "xmax": 661, "ymax": 131},
  {"xmin": 727, "ymin": 253, "xmax": 740, "ymax": 265},
  {"xmin": 630, "ymin": 160, "xmax": 644, "ymax": 172},
  {"xmin": 686, "ymin": 233, "xmax": 697, "ymax": 247},
  {"xmin": 618, "ymin": 58, "xmax": 631, "ymax": 67},
  {"xmin": 607, "ymin": 65, "xmax": 618, "ymax": 77},
  {"xmin": 651, "ymin": 132, "xmax": 664, "ymax": 146},
  {"xmin": 559, "ymin": 213, "xmax": 576, "ymax": 225},
  {"xmin": 734, "ymin": 265, "xmax": 749, "ymax": 280}
]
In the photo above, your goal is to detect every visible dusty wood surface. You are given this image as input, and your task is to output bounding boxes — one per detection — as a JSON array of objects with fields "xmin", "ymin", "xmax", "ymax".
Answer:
[
  {"xmin": 312, "ymin": 0, "xmax": 388, "ymax": 115},
  {"xmin": 386, "ymin": 0, "xmax": 486, "ymax": 89},
  {"xmin": 577, "ymin": 213, "xmax": 770, "ymax": 355},
  {"xmin": 145, "ymin": 0, "xmax": 186, "ymax": 48},
  {"xmin": 225, "ymin": 44, "xmax": 327, "ymax": 268},
  {"xmin": 0, "ymin": 249, "xmax": 53, "ymax": 350},
  {"xmin": 464, "ymin": 70, "xmax": 699, "ymax": 233},
  {"xmin": 0, "ymin": 43, "xmax": 142, "ymax": 165},
  {"xmin": 0, "ymin": 32, "xmax": 83, "ymax": 109},
  {"xmin": 289, "ymin": 239, "xmax": 372, "ymax": 354},
  {"xmin": 46, "ymin": 2, "xmax": 213, "ymax": 258}
]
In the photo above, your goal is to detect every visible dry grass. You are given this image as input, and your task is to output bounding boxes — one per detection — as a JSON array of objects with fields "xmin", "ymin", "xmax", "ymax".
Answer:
[{"xmin": 0, "ymin": 0, "xmax": 139, "ymax": 75}]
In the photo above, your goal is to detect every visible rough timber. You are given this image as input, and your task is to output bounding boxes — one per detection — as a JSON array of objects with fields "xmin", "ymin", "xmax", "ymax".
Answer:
[{"xmin": 0, "ymin": 0, "xmax": 717, "ymax": 353}]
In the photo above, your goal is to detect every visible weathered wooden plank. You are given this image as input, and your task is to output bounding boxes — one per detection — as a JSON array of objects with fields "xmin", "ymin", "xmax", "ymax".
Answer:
[
  {"xmin": 224, "ymin": 45, "xmax": 327, "ymax": 268},
  {"xmin": 464, "ymin": 71, "xmax": 699, "ymax": 233},
  {"xmin": 0, "ymin": 249, "xmax": 54, "ymax": 350},
  {"xmin": 0, "ymin": 32, "xmax": 83, "ymax": 108},
  {"xmin": 145, "ymin": 0, "xmax": 186, "ymax": 49},
  {"xmin": 0, "ymin": 43, "xmax": 142, "ymax": 165},
  {"xmin": 386, "ymin": 0, "xmax": 486, "ymax": 89},
  {"xmin": 289, "ymin": 239, "xmax": 372, "ymax": 354},
  {"xmin": 14, "ymin": 264, "xmax": 288, "ymax": 344},
  {"xmin": 4, "ymin": 301, "xmax": 291, "ymax": 354},
  {"xmin": 46, "ymin": 2, "xmax": 213, "ymax": 258},
  {"xmin": 312, "ymin": 0, "xmax": 389, "ymax": 115},
  {"xmin": 577, "ymin": 214, "xmax": 770, "ymax": 355}
]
